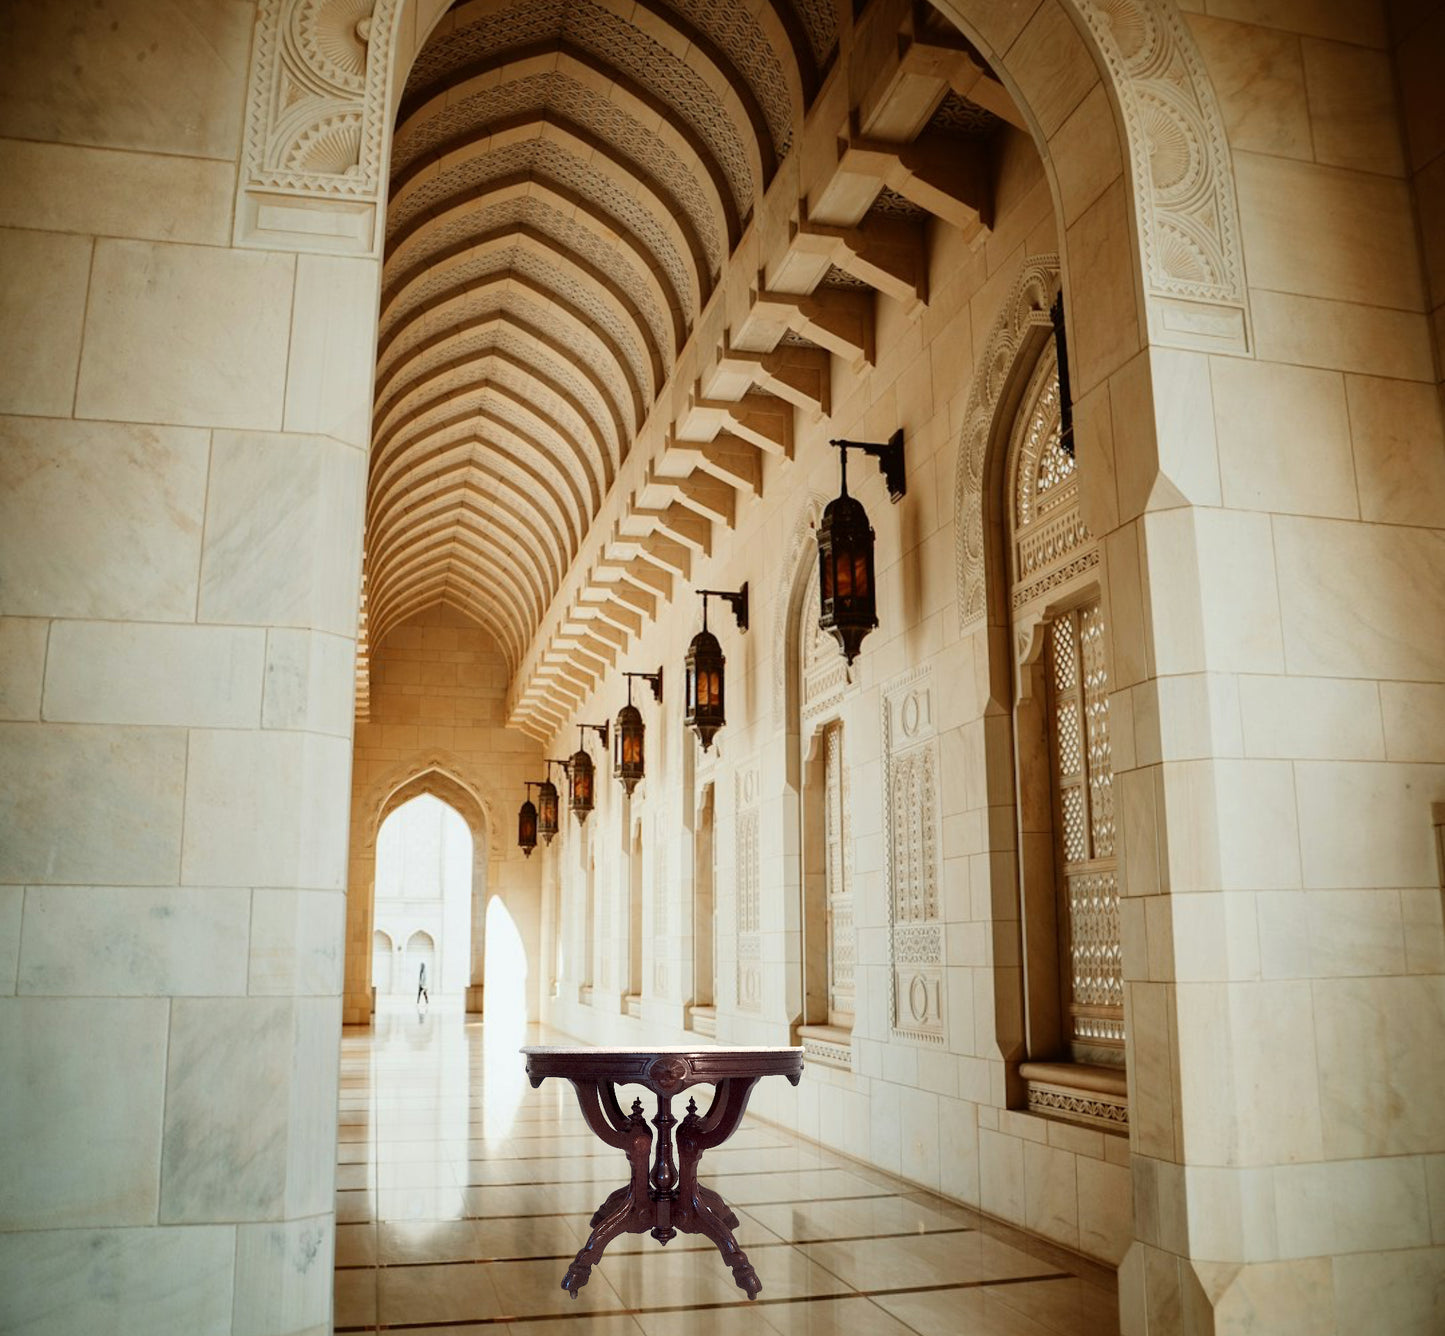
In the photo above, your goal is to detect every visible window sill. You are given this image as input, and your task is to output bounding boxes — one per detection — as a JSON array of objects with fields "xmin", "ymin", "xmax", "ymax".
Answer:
[
  {"xmin": 1019, "ymin": 1061, "xmax": 1127, "ymax": 1131},
  {"xmin": 798, "ymin": 1024, "xmax": 853, "ymax": 1070}
]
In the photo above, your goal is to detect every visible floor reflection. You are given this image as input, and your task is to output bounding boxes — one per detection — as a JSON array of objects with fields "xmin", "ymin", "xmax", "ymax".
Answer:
[{"xmin": 334, "ymin": 1009, "xmax": 1119, "ymax": 1334}]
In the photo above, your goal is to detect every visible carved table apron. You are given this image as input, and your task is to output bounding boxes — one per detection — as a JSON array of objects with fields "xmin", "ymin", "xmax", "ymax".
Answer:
[{"xmin": 521, "ymin": 1045, "xmax": 804, "ymax": 1299}]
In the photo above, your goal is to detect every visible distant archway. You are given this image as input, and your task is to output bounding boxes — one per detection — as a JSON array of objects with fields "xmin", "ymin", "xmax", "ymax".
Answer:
[{"xmin": 354, "ymin": 760, "xmax": 495, "ymax": 1015}]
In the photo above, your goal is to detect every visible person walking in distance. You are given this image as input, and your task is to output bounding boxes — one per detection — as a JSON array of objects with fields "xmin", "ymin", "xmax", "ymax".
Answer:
[{"xmin": 417, "ymin": 960, "xmax": 429, "ymax": 1006}]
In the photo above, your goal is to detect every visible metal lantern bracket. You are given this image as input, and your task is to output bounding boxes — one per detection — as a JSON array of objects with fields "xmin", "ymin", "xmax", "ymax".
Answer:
[
  {"xmin": 698, "ymin": 585, "xmax": 749, "ymax": 632},
  {"xmin": 578, "ymin": 721, "xmax": 610, "ymax": 750},
  {"xmin": 828, "ymin": 429, "xmax": 905, "ymax": 502},
  {"xmin": 623, "ymin": 667, "xmax": 663, "ymax": 703}
]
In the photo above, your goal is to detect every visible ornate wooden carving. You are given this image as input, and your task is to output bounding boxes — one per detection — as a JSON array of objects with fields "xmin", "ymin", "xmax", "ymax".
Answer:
[{"xmin": 523, "ymin": 1045, "xmax": 803, "ymax": 1298}]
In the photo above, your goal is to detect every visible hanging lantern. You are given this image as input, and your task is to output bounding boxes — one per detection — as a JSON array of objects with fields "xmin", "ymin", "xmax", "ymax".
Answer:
[
  {"xmin": 684, "ymin": 589, "xmax": 744, "ymax": 752},
  {"xmin": 568, "ymin": 723, "xmax": 608, "ymax": 822},
  {"xmin": 517, "ymin": 787, "xmax": 538, "ymax": 858},
  {"xmin": 537, "ymin": 772, "xmax": 560, "ymax": 845},
  {"xmin": 613, "ymin": 668, "xmax": 661, "ymax": 797},
  {"xmin": 818, "ymin": 445, "xmax": 878, "ymax": 666},
  {"xmin": 819, "ymin": 432, "xmax": 906, "ymax": 665},
  {"xmin": 685, "ymin": 625, "xmax": 726, "ymax": 752}
]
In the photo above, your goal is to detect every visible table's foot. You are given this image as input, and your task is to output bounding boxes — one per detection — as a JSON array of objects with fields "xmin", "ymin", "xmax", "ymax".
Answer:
[{"xmin": 589, "ymin": 1184, "xmax": 630, "ymax": 1227}]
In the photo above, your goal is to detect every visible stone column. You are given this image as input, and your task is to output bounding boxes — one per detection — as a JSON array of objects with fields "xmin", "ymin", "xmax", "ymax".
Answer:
[{"xmin": 0, "ymin": 3, "xmax": 381, "ymax": 1331}]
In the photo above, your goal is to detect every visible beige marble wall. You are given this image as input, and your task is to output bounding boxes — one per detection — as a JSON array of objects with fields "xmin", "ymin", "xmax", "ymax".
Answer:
[
  {"xmin": 343, "ymin": 606, "xmax": 547, "ymax": 1027},
  {"xmin": 0, "ymin": 3, "xmax": 379, "ymax": 1331}
]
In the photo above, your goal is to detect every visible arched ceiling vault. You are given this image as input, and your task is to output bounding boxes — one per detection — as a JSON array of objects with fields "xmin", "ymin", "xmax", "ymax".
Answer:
[{"xmin": 364, "ymin": 0, "xmax": 1022, "ymax": 729}]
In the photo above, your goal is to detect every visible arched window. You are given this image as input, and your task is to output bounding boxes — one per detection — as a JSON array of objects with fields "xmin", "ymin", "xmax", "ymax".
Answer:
[
  {"xmin": 797, "ymin": 558, "xmax": 855, "ymax": 1060},
  {"xmin": 1007, "ymin": 340, "xmax": 1127, "ymax": 1128}
]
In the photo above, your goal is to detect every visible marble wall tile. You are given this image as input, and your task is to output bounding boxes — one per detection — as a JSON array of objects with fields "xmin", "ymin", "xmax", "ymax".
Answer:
[
  {"xmin": 198, "ymin": 431, "xmax": 365, "ymax": 638},
  {"xmin": 0, "ymin": 887, "xmax": 19, "ymax": 995},
  {"xmin": 1233, "ymin": 152, "xmax": 1424, "ymax": 311},
  {"xmin": 1428, "ymin": 1155, "xmax": 1445, "ymax": 1245},
  {"xmin": 42, "ymin": 621, "xmax": 265, "ymax": 727},
  {"xmin": 1394, "ymin": 4, "xmax": 1445, "ymax": 170},
  {"xmin": 232, "ymin": 1215, "xmax": 334, "ymax": 1336},
  {"xmin": 1188, "ymin": 15, "xmax": 1311, "ymax": 160},
  {"xmin": 1251, "ymin": 288, "xmax": 1436, "ymax": 381},
  {"xmin": 978, "ymin": 1127, "xmax": 1025, "ymax": 1225},
  {"xmin": 0, "ymin": 139, "xmax": 234, "ymax": 245},
  {"xmin": 0, "ymin": 619, "xmax": 47, "ymax": 719},
  {"xmin": 1274, "ymin": 1156, "xmax": 1430, "ymax": 1258},
  {"xmin": 285, "ymin": 996, "xmax": 341, "ymax": 1216},
  {"xmin": 1077, "ymin": 1155, "xmax": 1131, "ymax": 1262},
  {"xmin": 18, "ymin": 886, "xmax": 250, "ymax": 997},
  {"xmin": 1273, "ymin": 517, "xmax": 1445, "ymax": 680},
  {"xmin": 0, "ymin": 997, "xmax": 167, "ymax": 1228},
  {"xmin": 0, "ymin": 1223, "xmax": 235, "ymax": 1336},
  {"xmin": 0, "ymin": 723, "xmax": 185, "ymax": 884},
  {"xmin": 1210, "ymin": 1255, "xmax": 1338, "ymax": 1335},
  {"xmin": 1181, "ymin": 1164, "xmax": 1279, "ymax": 1263},
  {"xmin": 1332, "ymin": 1242, "xmax": 1445, "ymax": 1334},
  {"xmin": 160, "ymin": 997, "xmax": 292, "ymax": 1223},
  {"xmin": 1295, "ymin": 761, "xmax": 1444, "ymax": 889},
  {"xmin": 249, "ymin": 889, "xmax": 345, "ymax": 997},
  {"xmin": 0, "ymin": 0, "xmax": 253, "ymax": 157},
  {"xmin": 1064, "ymin": 176, "xmax": 1140, "ymax": 396},
  {"xmin": 898, "ymin": 1085, "xmax": 941, "ymax": 1190},
  {"xmin": 1048, "ymin": 83, "xmax": 1122, "ymax": 228},
  {"xmin": 1315, "ymin": 975, "xmax": 1445, "ymax": 1157},
  {"xmin": 1003, "ymin": 3, "xmax": 1097, "ymax": 138},
  {"xmin": 1228, "ymin": 980, "xmax": 1324, "ymax": 1165},
  {"xmin": 1305, "ymin": 888, "xmax": 1407, "ymax": 977},
  {"xmin": 1381, "ymin": 683, "xmax": 1445, "ymax": 763},
  {"xmin": 1238, "ymin": 675, "xmax": 1384, "ymax": 760},
  {"xmin": 1344, "ymin": 374, "xmax": 1445, "ymax": 526},
  {"xmin": 1023, "ymin": 1139, "xmax": 1079, "ymax": 1249},
  {"xmin": 76, "ymin": 240, "xmax": 294, "ymax": 430},
  {"xmin": 183, "ymin": 730, "xmax": 352, "ymax": 891},
  {"xmin": 1301, "ymin": 39, "xmax": 1405, "ymax": 176},
  {"xmin": 1211, "ymin": 358, "xmax": 1357, "ymax": 518},
  {"xmin": 0, "ymin": 227, "xmax": 91, "ymax": 416},
  {"xmin": 1200, "ymin": 0, "xmax": 1387, "ymax": 46},
  {"xmin": 1147, "ymin": 347, "xmax": 1223, "ymax": 510},
  {"xmin": 285, "ymin": 254, "xmax": 381, "ymax": 450},
  {"xmin": 0, "ymin": 417, "xmax": 209, "ymax": 620}
]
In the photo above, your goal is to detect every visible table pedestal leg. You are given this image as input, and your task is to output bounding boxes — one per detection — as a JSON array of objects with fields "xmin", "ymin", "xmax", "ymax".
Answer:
[
  {"xmin": 674, "ymin": 1078, "xmax": 763, "ymax": 1299},
  {"xmin": 561, "ymin": 1083, "xmax": 652, "ymax": 1297}
]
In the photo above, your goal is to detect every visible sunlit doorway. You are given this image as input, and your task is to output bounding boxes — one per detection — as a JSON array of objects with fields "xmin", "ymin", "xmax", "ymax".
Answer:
[{"xmin": 374, "ymin": 794, "xmax": 472, "ymax": 1006}]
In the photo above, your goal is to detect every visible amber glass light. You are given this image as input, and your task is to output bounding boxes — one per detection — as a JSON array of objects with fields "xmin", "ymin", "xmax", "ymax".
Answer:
[
  {"xmin": 818, "ymin": 448, "xmax": 878, "ymax": 665},
  {"xmin": 537, "ymin": 779, "xmax": 559, "ymax": 844},
  {"xmin": 517, "ymin": 798, "xmax": 538, "ymax": 857},
  {"xmin": 569, "ymin": 748, "xmax": 595, "ymax": 821},
  {"xmin": 614, "ymin": 700, "xmax": 645, "ymax": 796},
  {"xmin": 685, "ymin": 626, "xmax": 726, "ymax": 751}
]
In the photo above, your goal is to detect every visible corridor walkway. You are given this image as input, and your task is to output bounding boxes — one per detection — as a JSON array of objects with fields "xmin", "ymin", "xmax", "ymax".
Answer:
[{"xmin": 333, "ymin": 1005, "xmax": 1119, "ymax": 1334}]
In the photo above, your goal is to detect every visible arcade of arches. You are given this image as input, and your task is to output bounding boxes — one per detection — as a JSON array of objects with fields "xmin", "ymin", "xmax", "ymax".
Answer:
[{"xmin": 2, "ymin": 0, "xmax": 1444, "ymax": 1333}]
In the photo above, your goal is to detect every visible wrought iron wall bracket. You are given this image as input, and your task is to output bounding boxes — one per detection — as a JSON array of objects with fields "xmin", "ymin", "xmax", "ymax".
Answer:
[
  {"xmin": 828, "ymin": 429, "xmax": 905, "ymax": 502},
  {"xmin": 698, "ymin": 585, "xmax": 749, "ymax": 633}
]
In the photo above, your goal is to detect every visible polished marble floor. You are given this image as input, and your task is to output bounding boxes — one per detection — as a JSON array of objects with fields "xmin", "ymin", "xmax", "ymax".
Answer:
[{"xmin": 334, "ymin": 1001, "xmax": 1120, "ymax": 1334}]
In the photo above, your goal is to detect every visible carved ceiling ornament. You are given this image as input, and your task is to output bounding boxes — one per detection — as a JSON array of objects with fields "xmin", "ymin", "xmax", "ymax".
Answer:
[{"xmin": 953, "ymin": 254, "xmax": 1060, "ymax": 632}]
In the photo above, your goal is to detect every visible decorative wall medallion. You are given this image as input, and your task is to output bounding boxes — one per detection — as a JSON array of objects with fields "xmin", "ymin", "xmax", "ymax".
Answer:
[
  {"xmin": 237, "ymin": 0, "xmax": 398, "ymax": 255},
  {"xmin": 883, "ymin": 667, "xmax": 945, "ymax": 1045},
  {"xmin": 1073, "ymin": 0, "xmax": 1250, "ymax": 352}
]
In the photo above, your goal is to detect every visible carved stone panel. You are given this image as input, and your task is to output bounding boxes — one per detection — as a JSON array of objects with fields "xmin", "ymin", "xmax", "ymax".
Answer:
[
  {"xmin": 237, "ymin": 0, "xmax": 398, "ymax": 255},
  {"xmin": 883, "ymin": 668, "xmax": 945, "ymax": 1046},
  {"xmin": 735, "ymin": 766, "xmax": 761, "ymax": 1011}
]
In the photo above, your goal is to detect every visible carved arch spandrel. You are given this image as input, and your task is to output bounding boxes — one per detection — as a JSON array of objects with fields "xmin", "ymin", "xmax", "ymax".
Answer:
[{"xmin": 953, "ymin": 254, "xmax": 1061, "ymax": 633}]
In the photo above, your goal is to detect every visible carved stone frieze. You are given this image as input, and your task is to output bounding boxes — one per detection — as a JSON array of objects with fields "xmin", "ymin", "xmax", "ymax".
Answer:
[
  {"xmin": 237, "ymin": 0, "xmax": 398, "ymax": 255},
  {"xmin": 1074, "ymin": 0, "xmax": 1250, "ymax": 352}
]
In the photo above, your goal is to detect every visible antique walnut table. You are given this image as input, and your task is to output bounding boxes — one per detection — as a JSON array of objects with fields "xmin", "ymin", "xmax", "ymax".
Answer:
[{"xmin": 521, "ymin": 1045, "xmax": 804, "ymax": 1299}]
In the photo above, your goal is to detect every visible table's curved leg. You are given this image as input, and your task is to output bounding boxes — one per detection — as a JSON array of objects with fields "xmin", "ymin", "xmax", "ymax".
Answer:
[
  {"xmin": 675, "ymin": 1079, "xmax": 764, "ymax": 1298},
  {"xmin": 561, "ymin": 1083, "xmax": 652, "ymax": 1297}
]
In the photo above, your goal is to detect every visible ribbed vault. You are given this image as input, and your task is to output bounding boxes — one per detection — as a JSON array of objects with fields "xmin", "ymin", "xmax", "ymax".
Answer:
[{"xmin": 366, "ymin": 0, "xmax": 823, "ymax": 662}]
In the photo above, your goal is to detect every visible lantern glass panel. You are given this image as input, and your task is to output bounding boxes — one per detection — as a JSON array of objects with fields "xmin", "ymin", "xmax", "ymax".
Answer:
[
  {"xmin": 518, "ymin": 799, "xmax": 537, "ymax": 856},
  {"xmin": 537, "ymin": 781, "xmax": 559, "ymax": 842}
]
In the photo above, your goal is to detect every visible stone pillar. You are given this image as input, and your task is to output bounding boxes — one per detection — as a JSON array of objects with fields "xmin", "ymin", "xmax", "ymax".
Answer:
[{"xmin": 0, "ymin": 3, "xmax": 380, "ymax": 1330}]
